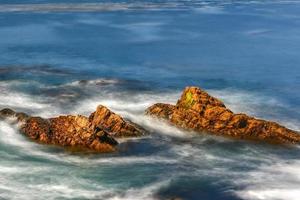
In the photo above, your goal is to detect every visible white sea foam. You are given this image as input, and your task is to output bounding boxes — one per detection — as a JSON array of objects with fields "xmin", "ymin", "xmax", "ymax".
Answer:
[
  {"xmin": 72, "ymin": 90, "xmax": 179, "ymax": 115},
  {"xmin": 108, "ymin": 180, "xmax": 171, "ymax": 200},
  {"xmin": 208, "ymin": 88, "xmax": 300, "ymax": 131},
  {"xmin": 193, "ymin": 6, "xmax": 225, "ymax": 14},
  {"xmin": 0, "ymin": 121, "xmax": 174, "ymax": 200},
  {"xmin": 1, "ymin": 79, "xmax": 300, "ymax": 200},
  {"xmin": 208, "ymin": 89, "xmax": 283, "ymax": 114},
  {"xmin": 65, "ymin": 78, "xmax": 122, "ymax": 87},
  {"xmin": 0, "ymin": 81, "xmax": 60, "ymax": 117},
  {"xmin": 0, "ymin": 85, "xmax": 49, "ymax": 110},
  {"xmin": 235, "ymin": 159, "xmax": 300, "ymax": 200},
  {"xmin": 245, "ymin": 29, "xmax": 272, "ymax": 36}
]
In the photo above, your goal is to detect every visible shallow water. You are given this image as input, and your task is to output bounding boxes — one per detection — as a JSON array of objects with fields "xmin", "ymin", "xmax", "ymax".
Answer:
[{"xmin": 0, "ymin": 1, "xmax": 300, "ymax": 200}]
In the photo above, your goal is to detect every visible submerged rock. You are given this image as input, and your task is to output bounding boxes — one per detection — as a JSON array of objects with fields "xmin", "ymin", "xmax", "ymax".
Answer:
[
  {"xmin": 146, "ymin": 87, "xmax": 300, "ymax": 144},
  {"xmin": 0, "ymin": 108, "xmax": 16, "ymax": 119},
  {"xmin": 0, "ymin": 105, "xmax": 144, "ymax": 152}
]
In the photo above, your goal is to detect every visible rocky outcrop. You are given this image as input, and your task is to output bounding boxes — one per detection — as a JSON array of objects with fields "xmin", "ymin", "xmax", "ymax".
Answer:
[
  {"xmin": 0, "ymin": 105, "xmax": 144, "ymax": 152},
  {"xmin": 89, "ymin": 105, "xmax": 145, "ymax": 137},
  {"xmin": 146, "ymin": 87, "xmax": 300, "ymax": 144}
]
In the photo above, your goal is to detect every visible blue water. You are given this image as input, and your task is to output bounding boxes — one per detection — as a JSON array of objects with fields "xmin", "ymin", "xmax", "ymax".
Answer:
[{"xmin": 0, "ymin": 1, "xmax": 300, "ymax": 199}]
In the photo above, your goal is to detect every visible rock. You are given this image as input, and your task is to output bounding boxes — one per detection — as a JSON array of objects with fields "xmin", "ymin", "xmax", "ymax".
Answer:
[
  {"xmin": 0, "ymin": 108, "xmax": 16, "ymax": 119},
  {"xmin": 146, "ymin": 86, "xmax": 300, "ymax": 144},
  {"xmin": 0, "ymin": 105, "xmax": 144, "ymax": 152},
  {"xmin": 19, "ymin": 114, "xmax": 118, "ymax": 152},
  {"xmin": 0, "ymin": 108, "xmax": 29, "ymax": 123},
  {"xmin": 15, "ymin": 112, "xmax": 29, "ymax": 123},
  {"xmin": 78, "ymin": 80, "xmax": 89, "ymax": 85},
  {"xmin": 22, "ymin": 117, "xmax": 52, "ymax": 143},
  {"xmin": 89, "ymin": 105, "xmax": 145, "ymax": 137}
]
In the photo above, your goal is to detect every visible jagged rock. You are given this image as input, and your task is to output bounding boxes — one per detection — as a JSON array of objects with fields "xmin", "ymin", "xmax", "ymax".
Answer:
[
  {"xmin": 15, "ymin": 114, "xmax": 117, "ymax": 152},
  {"xmin": 0, "ymin": 105, "xmax": 144, "ymax": 152},
  {"xmin": 89, "ymin": 105, "xmax": 145, "ymax": 137},
  {"xmin": 146, "ymin": 87, "xmax": 300, "ymax": 144}
]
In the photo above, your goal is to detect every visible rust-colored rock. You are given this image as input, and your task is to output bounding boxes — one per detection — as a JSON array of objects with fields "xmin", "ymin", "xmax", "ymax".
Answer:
[
  {"xmin": 89, "ymin": 105, "xmax": 145, "ymax": 137},
  {"xmin": 0, "ymin": 105, "xmax": 144, "ymax": 152},
  {"xmin": 13, "ymin": 113, "xmax": 116, "ymax": 152},
  {"xmin": 146, "ymin": 87, "xmax": 300, "ymax": 144}
]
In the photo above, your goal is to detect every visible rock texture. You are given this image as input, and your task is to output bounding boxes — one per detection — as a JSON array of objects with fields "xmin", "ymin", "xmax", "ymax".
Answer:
[
  {"xmin": 146, "ymin": 87, "xmax": 300, "ymax": 144},
  {"xmin": 0, "ymin": 105, "xmax": 144, "ymax": 152},
  {"xmin": 89, "ymin": 105, "xmax": 145, "ymax": 137}
]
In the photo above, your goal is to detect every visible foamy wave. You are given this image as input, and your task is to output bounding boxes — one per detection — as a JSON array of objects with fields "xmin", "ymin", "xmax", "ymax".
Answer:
[
  {"xmin": 72, "ymin": 90, "xmax": 179, "ymax": 116},
  {"xmin": 0, "ymin": 81, "xmax": 61, "ymax": 117},
  {"xmin": 0, "ymin": 83, "xmax": 49, "ymax": 110},
  {"xmin": 208, "ymin": 89, "xmax": 300, "ymax": 131},
  {"xmin": 0, "ymin": 121, "xmax": 174, "ymax": 200},
  {"xmin": 235, "ymin": 160, "xmax": 300, "ymax": 200},
  {"xmin": 107, "ymin": 180, "xmax": 171, "ymax": 200},
  {"xmin": 66, "ymin": 78, "xmax": 122, "ymax": 87},
  {"xmin": 193, "ymin": 6, "xmax": 225, "ymax": 14},
  {"xmin": 245, "ymin": 29, "xmax": 272, "ymax": 36}
]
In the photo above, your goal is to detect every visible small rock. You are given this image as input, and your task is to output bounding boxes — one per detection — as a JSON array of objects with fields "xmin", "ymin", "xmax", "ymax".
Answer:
[
  {"xmin": 0, "ymin": 108, "xmax": 16, "ymax": 119},
  {"xmin": 89, "ymin": 105, "xmax": 145, "ymax": 137}
]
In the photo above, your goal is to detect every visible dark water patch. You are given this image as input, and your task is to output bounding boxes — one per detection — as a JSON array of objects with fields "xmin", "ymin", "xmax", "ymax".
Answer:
[
  {"xmin": 0, "ymin": 64, "xmax": 73, "ymax": 75},
  {"xmin": 157, "ymin": 176, "xmax": 243, "ymax": 200},
  {"xmin": 0, "ymin": 65, "xmax": 78, "ymax": 85}
]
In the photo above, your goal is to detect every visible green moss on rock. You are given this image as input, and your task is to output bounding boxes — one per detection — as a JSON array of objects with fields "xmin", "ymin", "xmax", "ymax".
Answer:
[{"xmin": 184, "ymin": 91, "xmax": 195, "ymax": 108}]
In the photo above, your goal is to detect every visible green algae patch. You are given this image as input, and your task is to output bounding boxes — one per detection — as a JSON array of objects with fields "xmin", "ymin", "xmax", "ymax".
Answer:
[{"xmin": 184, "ymin": 91, "xmax": 195, "ymax": 109}]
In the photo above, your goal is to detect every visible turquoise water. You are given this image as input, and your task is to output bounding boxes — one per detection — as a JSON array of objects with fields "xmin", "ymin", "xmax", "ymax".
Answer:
[{"xmin": 0, "ymin": 1, "xmax": 300, "ymax": 199}]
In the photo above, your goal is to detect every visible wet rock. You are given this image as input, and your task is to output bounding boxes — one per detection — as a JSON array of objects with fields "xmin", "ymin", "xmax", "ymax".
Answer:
[
  {"xmin": 78, "ymin": 79, "xmax": 89, "ymax": 85},
  {"xmin": 22, "ymin": 117, "xmax": 52, "ymax": 142},
  {"xmin": 15, "ymin": 112, "xmax": 29, "ymax": 123},
  {"xmin": 47, "ymin": 115, "xmax": 117, "ymax": 152},
  {"xmin": 0, "ymin": 108, "xmax": 29, "ymax": 124},
  {"xmin": 0, "ymin": 105, "xmax": 145, "ymax": 152},
  {"xmin": 89, "ymin": 105, "xmax": 145, "ymax": 137},
  {"xmin": 146, "ymin": 86, "xmax": 300, "ymax": 144},
  {"xmin": 18, "ymin": 114, "xmax": 118, "ymax": 152},
  {"xmin": 0, "ymin": 108, "xmax": 16, "ymax": 119}
]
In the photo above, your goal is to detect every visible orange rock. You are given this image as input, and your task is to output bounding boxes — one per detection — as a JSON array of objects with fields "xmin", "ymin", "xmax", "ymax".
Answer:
[
  {"xmin": 22, "ymin": 117, "xmax": 51, "ymax": 142},
  {"xmin": 20, "ymin": 115, "xmax": 117, "ymax": 152},
  {"xmin": 89, "ymin": 105, "xmax": 145, "ymax": 137},
  {"xmin": 0, "ymin": 105, "xmax": 144, "ymax": 152},
  {"xmin": 146, "ymin": 86, "xmax": 300, "ymax": 144}
]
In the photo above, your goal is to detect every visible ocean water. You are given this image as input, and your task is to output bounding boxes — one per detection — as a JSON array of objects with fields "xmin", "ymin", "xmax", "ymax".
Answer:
[{"xmin": 0, "ymin": 1, "xmax": 300, "ymax": 199}]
